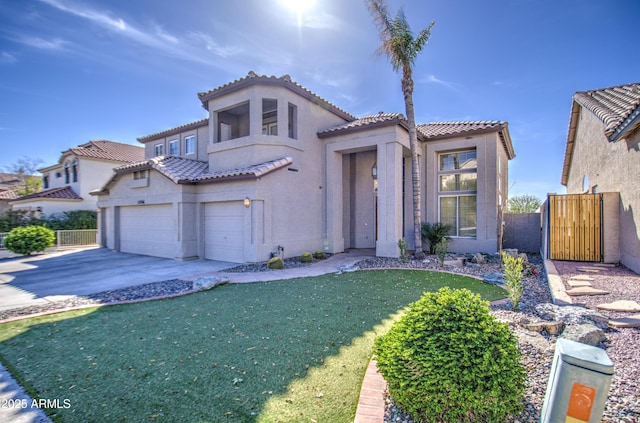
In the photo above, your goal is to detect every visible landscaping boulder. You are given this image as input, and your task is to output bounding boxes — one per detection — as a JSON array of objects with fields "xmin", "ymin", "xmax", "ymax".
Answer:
[
  {"xmin": 193, "ymin": 276, "xmax": 229, "ymax": 291},
  {"xmin": 472, "ymin": 252, "xmax": 486, "ymax": 264},
  {"xmin": 483, "ymin": 272, "xmax": 505, "ymax": 286},
  {"xmin": 560, "ymin": 323, "xmax": 606, "ymax": 347},
  {"xmin": 536, "ymin": 303, "xmax": 609, "ymax": 330}
]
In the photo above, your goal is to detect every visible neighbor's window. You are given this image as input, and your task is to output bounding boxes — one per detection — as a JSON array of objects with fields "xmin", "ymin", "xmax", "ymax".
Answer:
[
  {"xmin": 169, "ymin": 140, "xmax": 178, "ymax": 155},
  {"xmin": 438, "ymin": 149, "xmax": 477, "ymax": 237},
  {"xmin": 154, "ymin": 143, "xmax": 164, "ymax": 156},
  {"xmin": 43, "ymin": 175, "xmax": 49, "ymax": 189},
  {"xmin": 184, "ymin": 135, "xmax": 195, "ymax": 155},
  {"xmin": 288, "ymin": 102, "xmax": 297, "ymax": 139},
  {"xmin": 262, "ymin": 98, "xmax": 278, "ymax": 135},
  {"xmin": 72, "ymin": 160, "xmax": 78, "ymax": 183},
  {"xmin": 64, "ymin": 162, "xmax": 70, "ymax": 184},
  {"xmin": 133, "ymin": 170, "xmax": 147, "ymax": 180}
]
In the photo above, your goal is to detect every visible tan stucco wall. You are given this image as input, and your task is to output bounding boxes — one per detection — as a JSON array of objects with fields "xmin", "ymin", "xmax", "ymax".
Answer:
[
  {"xmin": 424, "ymin": 132, "xmax": 506, "ymax": 254},
  {"xmin": 565, "ymin": 107, "xmax": 640, "ymax": 272},
  {"xmin": 142, "ymin": 125, "xmax": 209, "ymax": 161}
]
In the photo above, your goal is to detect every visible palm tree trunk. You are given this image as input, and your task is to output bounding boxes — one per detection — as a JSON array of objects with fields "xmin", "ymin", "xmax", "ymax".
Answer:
[{"xmin": 401, "ymin": 67, "xmax": 424, "ymax": 258}]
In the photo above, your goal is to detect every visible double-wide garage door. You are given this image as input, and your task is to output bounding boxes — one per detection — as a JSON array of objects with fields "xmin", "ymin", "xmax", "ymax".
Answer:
[
  {"xmin": 120, "ymin": 204, "xmax": 175, "ymax": 259},
  {"xmin": 204, "ymin": 202, "xmax": 245, "ymax": 263}
]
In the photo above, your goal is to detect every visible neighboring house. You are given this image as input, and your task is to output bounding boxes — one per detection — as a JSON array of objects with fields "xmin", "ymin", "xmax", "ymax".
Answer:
[
  {"xmin": 93, "ymin": 72, "xmax": 514, "ymax": 263},
  {"xmin": 561, "ymin": 82, "xmax": 640, "ymax": 273},
  {"xmin": 0, "ymin": 173, "xmax": 21, "ymax": 212},
  {"xmin": 11, "ymin": 141, "xmax": 144, "ymax": 216}
]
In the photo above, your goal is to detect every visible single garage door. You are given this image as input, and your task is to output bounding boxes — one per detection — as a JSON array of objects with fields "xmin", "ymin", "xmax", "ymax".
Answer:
[
  {"xmin": 204, "ymin": 202, "xmax": 245, "ymax": 263},
  {"xmin": 120, "ymin": 204, "xmax": 175, "ymax": 258}
]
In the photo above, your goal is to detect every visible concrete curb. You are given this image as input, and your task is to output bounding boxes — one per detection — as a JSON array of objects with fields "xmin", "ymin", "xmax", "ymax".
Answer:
[{"xmin": 543, "ymin": 259, "xmax": 572, "ymax": 305}]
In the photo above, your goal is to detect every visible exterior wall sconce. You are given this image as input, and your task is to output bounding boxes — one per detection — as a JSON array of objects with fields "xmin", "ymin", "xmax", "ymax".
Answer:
[
  {"xmin": 371, "ymin": 163, "xmax": 377, "ymax": 180},
  {"xmin": 244, "ymin": 197, "xmax": 251, "ymax": 208}
]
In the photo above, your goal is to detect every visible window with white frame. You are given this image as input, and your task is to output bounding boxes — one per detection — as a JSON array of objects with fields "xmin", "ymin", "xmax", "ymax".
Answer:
[
  {"xmin": 262, "ymin": 98, "xmax": 278, "ymax": 135},
  {"xmin": 169, "ymin": 140, "xmax": 178, "ymax": 155},
  {"xmin": 438, "ymin": 149, "xmax": 477, "ymax": 237},
  {"xmin": 184, "ymin": 135, "xmax": 195, "ymax": 155},
  {"xmin": 154, "ymin": 143, "xmax": 164, "ymax": 156},
  {"xmin": 288, "ymin": 102, "xmax": 297, "ymax": 139}
]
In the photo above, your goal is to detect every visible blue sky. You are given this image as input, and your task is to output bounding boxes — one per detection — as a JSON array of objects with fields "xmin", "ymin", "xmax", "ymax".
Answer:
[{"xmin": 1, "ymin": 0, "xmax": 639, "ymax": 200}]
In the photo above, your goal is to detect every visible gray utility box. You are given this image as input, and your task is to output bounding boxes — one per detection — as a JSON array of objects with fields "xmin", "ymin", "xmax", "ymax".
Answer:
[{"xmin": 541, "ymin": 338, "xmax": 614, "ymax": 423}]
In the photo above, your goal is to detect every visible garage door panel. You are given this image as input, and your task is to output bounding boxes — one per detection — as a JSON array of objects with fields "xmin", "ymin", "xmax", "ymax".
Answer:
[
  {"xmin": 120, "ymin": 205, "xmax": 175, "ymax": 259},
  {"xmin": 204, "ymin": 202, "xmax": 244, "ymax": 263}
]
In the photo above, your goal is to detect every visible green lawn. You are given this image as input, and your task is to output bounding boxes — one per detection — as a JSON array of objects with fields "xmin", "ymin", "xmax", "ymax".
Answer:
[{"xmin": 0, "ymin": 269, "xmax": 505, "ymax": 422}]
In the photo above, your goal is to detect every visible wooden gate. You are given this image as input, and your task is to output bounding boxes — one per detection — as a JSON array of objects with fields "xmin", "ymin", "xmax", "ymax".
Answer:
[{"xmin": 548, "ymin": 194, "xmax": 602, "ymax": 261}]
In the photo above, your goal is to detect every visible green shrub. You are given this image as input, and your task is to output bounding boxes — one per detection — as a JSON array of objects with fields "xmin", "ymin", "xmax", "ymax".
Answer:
[
  {"xmin": 300, "ymin": 252, "xmax": 313, "ymax": 263},
  {"xmin": 4, "ymin": 225, "xmax": 55, "ymax": 256},
  {"xmin": 374, "ymin": 287, "xmax": 525, "ymax": 422},
  {"xmin": 421, "ymin": 222, "xmax": 452, "ymax": 254},
  {"xmin": 397, "ymin": 238, "xmax": 408, "ymax": 262},
  {"xmin": 0, "ymin": 209, "xmax": 42, "ymax": 232},
  {"xmin": 267, "ymin": 257, "xmax": 285, "ymax": 270},
  {"xmin": 434, "ymin": 237, "xmax": 449, "ymax": 267},
  {"xmin": 502, "ymin": 251, "xmax": 525, "ymax": 310},
  {"xmin": 313, "ymin": 250, "xmax": 326, "ymax": 260}
]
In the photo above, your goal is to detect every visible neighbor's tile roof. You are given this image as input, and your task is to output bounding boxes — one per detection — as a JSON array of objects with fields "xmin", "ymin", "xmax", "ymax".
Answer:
[
  {"xmin": 66, "ymin": 140, "xmax": 145, "ymax": 163},
  {"xmin": 573, "ymin": 82, "xmax": 640, "ymax": 140},
  {"xmin": 562, "ymin": 82, "xmax": 640, "ymax": 185},
  {"xmin": 198, "ymin": 71, "xmax": 355, "ymax": 121},
  {"xmin": 11, "ymin": 186, "xmax": 81, "ymax": 202},
  {"xmin": 0, "ymin": 189, "xmax": 19, "ymax": 200},
  {"xmin": 418, "ymin": 121, "xmax": 507, "ymax": 138},
  {"xmin": 0, "ymin": 173, "xmax": 20, "ymax": 185},
  {"xmin": 95, "ymin": 156, "xmax": 292, "ymax": 195},
  {"xmin": 137, "ymin": 118, "xmax": 208, "ymax": 143}
]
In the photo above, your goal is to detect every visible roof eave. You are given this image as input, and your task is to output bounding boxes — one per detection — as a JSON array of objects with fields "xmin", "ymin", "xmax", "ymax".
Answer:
[
  {"xmin": 609, "ymin": 107, "xmax": 640, "ymax": 142},
  {"xmin": 561, "ymin": 100, "xmax": 581, "ymax": 186},
  {"xmin": 317, "ymin": 117, "xmax": 408, "ymax": 139}
]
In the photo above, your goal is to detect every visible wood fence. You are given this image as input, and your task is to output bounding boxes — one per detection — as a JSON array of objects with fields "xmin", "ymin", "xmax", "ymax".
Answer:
[{"xmin": 548, "ymin": 194, "xmax": 602, "ymax": 261}]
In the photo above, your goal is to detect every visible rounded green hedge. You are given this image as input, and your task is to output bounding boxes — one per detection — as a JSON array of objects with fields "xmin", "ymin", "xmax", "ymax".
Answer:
[
  {"xmin": 4, "ymin": 225, "xmax": 55, "ymax": 256},
  {"xmin": 374, "ymin": 287, "xmax": 525, "ymax": 422},
  {"xmin": 267, "ymin": 257, "xmax": 285, "ymax": 270}
]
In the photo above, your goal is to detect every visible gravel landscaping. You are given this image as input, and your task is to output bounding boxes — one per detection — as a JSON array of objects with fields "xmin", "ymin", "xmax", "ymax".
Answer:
[{"xmin": 1, "ymin": 252, "xmax": 638, "ymax": 422}]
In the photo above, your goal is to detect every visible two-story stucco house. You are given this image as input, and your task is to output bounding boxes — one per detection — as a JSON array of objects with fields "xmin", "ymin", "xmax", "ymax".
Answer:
[
  {"xmin": 11, "ymin": 140, "xmax": 144, "ymax": 216},
  {"xmin": 561, "ymin": 82, "xmax": 640, "ymax": 273},
  {"xmin": 93, "ymin": 72, "xmax": 514, "ymax": 263}
]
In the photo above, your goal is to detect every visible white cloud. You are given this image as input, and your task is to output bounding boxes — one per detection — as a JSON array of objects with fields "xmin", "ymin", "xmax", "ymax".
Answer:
[
  {"xmin": 189, "ymin": 32, "xmax": 243, "ymax": 58},
  {"xmin": 1, "ymin": 52, "xmax": 17, "ymax": 64},
  {"xmin": 16, "ymin": 36, "xmax": 68, "ymax": 51},
  {"xmin": 420, "ymin": 73, "xmax": 460, "ymax": 91}
]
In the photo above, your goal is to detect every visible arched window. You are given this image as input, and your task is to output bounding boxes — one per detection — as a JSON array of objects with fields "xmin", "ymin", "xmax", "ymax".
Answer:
[
  {"xmin": 72, "ymin": 160, "xmax": 78, "ymax": 183},
  {"xmin": 64, "ymin": 162, "xmax": 70, "ymax": 184}
]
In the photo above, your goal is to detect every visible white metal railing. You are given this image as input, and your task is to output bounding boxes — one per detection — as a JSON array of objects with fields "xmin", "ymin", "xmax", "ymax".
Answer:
[{"xmin": 0, "ymin": 229, "xmax": 98, "ymax": 249}]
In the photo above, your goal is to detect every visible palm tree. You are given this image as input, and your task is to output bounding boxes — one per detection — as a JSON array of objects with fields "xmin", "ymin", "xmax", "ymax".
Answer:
[{"xmin": 366, "ymin": 0, "xmax": 434, "ymax": 258}]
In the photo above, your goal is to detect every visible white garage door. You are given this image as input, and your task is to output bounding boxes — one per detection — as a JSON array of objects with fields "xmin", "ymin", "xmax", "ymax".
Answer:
[
  {"xmin": 120, "ymin": 204, "xmax": 175, "ymax": 258},
  {"xmin": 204, "ymin": 202, "xmax": 245, "ymax": 263}
]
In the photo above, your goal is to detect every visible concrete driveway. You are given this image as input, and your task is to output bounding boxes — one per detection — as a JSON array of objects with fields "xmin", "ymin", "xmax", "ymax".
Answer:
[{"xmin": 0, "ymin": 247, "xmax": 235, "ymax": 313}]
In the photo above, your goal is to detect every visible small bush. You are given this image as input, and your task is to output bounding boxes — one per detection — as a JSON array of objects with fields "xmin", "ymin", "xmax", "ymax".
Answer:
[
  {"xmin": 300, "ymin": 252, "xmax": 313, "ymax": 263},
  {"xmin": 502, "ymin": 251, "xmax": 525, "ymax": 310},
  {"xmin": 4, "ymin": 225, "xmax": 55, "ymax": 256},
  {"xmin": 397, "ymin": 238, "xmax": 408, "ymax": 262},
  {"xmin": 313, "ymin": 250, "xmax": 326, "ymax": 260},
  {"xmin": 374, "ymin": 287, "xmax": 525, "ymax": 422},
  {"xmin": 434, "ymin": 237, "xmax": 449, "ymax": 267},
  {"xmin": 267, "ymin": 257, "xmax": 285, "ymax": 270},
  {"xmin": 421, "ymin": 222, "xmax": 452, "ymax": 254}
]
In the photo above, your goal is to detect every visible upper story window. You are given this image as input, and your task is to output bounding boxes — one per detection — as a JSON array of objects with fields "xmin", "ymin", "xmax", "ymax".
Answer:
[
  {"xmin": 169, "ymin": 140, "xmax": 178, "ymax": 155},
  {"xmin": 43, "ymin": 174, "xmax": 49, "ymax": 189},
  {"xmin": 217, "ymin": 101, "xmax": 250, "ymax": 142},
  {"xmin": 288, "ymin": 103, "xmax": 297, "ymax": 139},
  {"xmin": 64, "ymin": 162, "xmax": 70, "ymax": 184},
  {"xmin": 262, "ymin": 99, "xmax": 278, "ymax": 136},
  {"xmin": 438, "ymin": 149, "xmax": 477, "ymax": 238},
  {"xmin": 133, "ymin": 170, "xmax": 147, "ymax": 180},
  {"xmin": 155, "ymin": 143, "xmax": 164, "ymax": 156},
  {"xmin": 184, "ymin": 135, "xmax": 195, "ymax": 155},
  {"xmin": 72, "ymin": 159, "xmax": 78, "ymax": 183}
]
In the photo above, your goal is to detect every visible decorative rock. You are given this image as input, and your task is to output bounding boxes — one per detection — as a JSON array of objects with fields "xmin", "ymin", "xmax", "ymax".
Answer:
[
  {"xmin": 560, "ymin": 323, "xmax": 606, "ymax": 346},
  {"xmin": 483, "ymin": 272, "xmax": 505, "ymax": 286},
  {"xmin": 608, "ymin": 314, "xmax": 640, "ymax": 328},
  {"xmin": 515, "ymin": 328, "xmax": 555, "ymax": 354},
  {"xmin": 503, "ymin": 248, "xmax": 518, "ymax": 257},
  {"xmin": 536, "ymin": 304, "xmax": 609, "ymax": 330},
  {"xmin": 576, "ymin": 267, "xmax": 601, "ymax": 273},
  {"xmin": 597, "ymin": 300, "xmax": 640, "ymax": 313},
  {"xmin": 443, "ymin": 258, "xmax": 464, "ymax": 268},
  {"xmin": 193, "ymin": 276, "xmax": 229, "ymax": 291},
  {"xmin": 571, "ymin": 275, "xmax": 594, "ymax": 281},
  {"xmin": 472, "ymin": 252, "xmax": 485, "ymax": 264},
  {"xmin": 565, "ymin": 286, "xmax": 610, "ymax": 296},
  {"xmin": 518, "ymin": 253, "xmax": 529, "ymax": 263},
  {"xmin": 567, "ymin": 279, "xmax": 592, "ymax": 287},
  {"xmin": 542, "ymin": 320, "xmax": 564, "ymax": 335}
]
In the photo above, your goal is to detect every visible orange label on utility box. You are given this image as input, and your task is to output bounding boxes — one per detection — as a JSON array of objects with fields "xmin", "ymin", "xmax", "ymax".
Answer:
[{"xmin": 565, "ymin": 382, "xmax": 596, "ymax": 423}]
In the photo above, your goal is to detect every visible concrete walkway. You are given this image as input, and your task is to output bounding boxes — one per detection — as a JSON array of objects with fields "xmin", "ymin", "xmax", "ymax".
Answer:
[{"xmin": 0, "ymin": 249, "xmax": 376, "ymax": 423}]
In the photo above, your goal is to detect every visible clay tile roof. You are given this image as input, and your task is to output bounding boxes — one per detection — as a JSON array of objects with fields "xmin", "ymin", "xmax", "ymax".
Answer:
[
  {"xmin": 197, "ymin": 71, "xmax": 355, "ymax": 121},
  {"xmin": 417, "ymin": 121, "xmax": 507, "ymax": 138},
  {"xmin": 12, "ymin": 186, "xmax": 81, "ymax": 202},
  {"xmin": 194, "ymin": 157, "xmax": 292, "ymax": 183},
  {"xmin": 573, "ymin": 82, "xmax": 640, "ymax": 140},
  {"xmin": 0, "ymin": 173, "xmax": 20, "ymax": 185},
  {"xmin": 115, "ymin": 156, "xmax": 209, "ymax": 184},
  {"xmin": 0, "ymin": 189, "xmax": 19, "ymax": 200},
  {"xmin": 318, "ymin": 112, "xmax": 406, "ymax": 138},
  {"xmin": 137, "ymin": 118, "xmax": 208, "ymax": 143},
  {"xmin": 64, "ymin": 140, "xmax": 144, "ymax": 163}
]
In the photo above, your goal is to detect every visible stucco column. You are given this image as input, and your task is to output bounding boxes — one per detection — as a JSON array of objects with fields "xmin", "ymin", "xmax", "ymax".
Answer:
[
  {"xmin": 376, "ymin": 141, "xmax": 404, "ymax": 257},
  {"xmin": 324, "ymin": 148, "xmax": 345, "ymax": 253}
]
